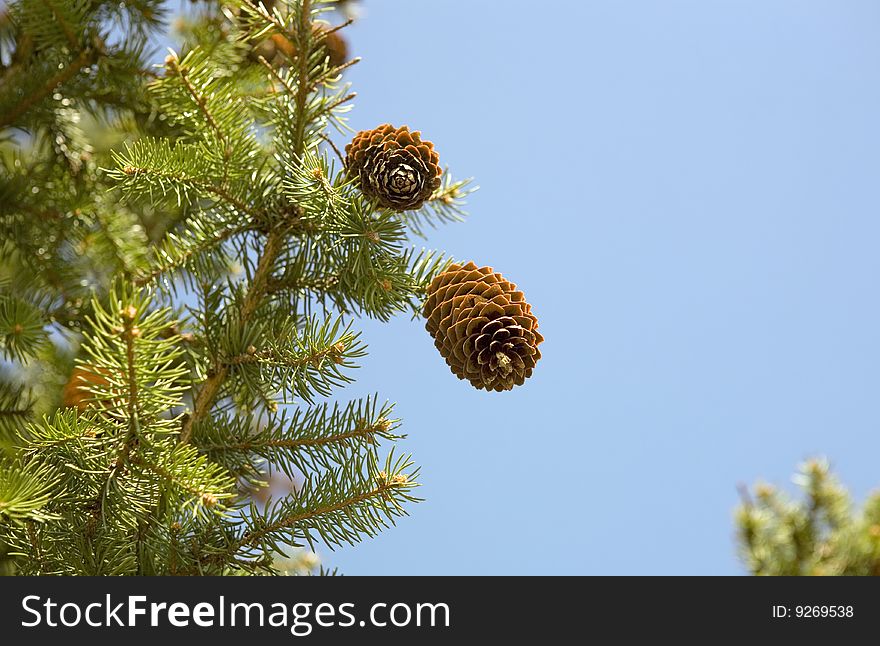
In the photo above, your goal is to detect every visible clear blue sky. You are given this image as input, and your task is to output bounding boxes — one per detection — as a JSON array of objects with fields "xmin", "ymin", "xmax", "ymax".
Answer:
[{"xmin": 179, "ymin": 1, "xmax": 880, "ymax": 574}]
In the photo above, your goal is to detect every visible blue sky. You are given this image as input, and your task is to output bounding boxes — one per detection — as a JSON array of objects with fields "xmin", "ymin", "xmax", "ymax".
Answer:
[{"xmin": 177, "ymin": 1, "xmax": 880, "ymax": 574}]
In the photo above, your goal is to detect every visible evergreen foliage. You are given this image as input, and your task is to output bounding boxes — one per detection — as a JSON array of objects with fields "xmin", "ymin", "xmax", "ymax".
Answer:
[
  {"xmin": 736, "ymin": 460, "xmax": 880, "ymax": 576},
  {"xmin": 0, "ymin": 0, "xmax": 468, "ymax": 574}
]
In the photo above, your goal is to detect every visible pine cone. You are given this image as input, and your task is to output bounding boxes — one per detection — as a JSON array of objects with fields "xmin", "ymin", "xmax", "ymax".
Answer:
[
  {"xmin": 345, "ymin": 124, "xmax": 442, "ymax": 211},
  {"xmin": 321, "ymin": 28, "xmax": 348, "ymax": 67},
  {"xmin": 62, "ymin": 365, "xmax": 111, "ymax": 411},
  {"xmin": 423, "ymin": 262, "xmax": 543, "ymax": 391},
  {"xmin": 269, "ymin": 24, "xmax": 348, "ymax": 67}
]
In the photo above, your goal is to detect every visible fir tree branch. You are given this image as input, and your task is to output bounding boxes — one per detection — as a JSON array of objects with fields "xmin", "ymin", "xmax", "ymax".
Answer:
[
  {"xmin": 0, "ymin": 458, "xmax": 60, "ymax": 525},
  {"xmin": 320, "ymin": 19, "xmax": 354, "ymax": 39},
  {"xmin": 181, "ymin": 3, "xmax": 322, "ymax": 442},
  {"xmin": 266, "ymin": 273, "xmax": 339, "ymax": 294},
  {"xmin": 322, "ymin": 91, "xmax": 356, "ymax": 114},
  {"xmin": 309, "ymin": 56, "xmax": 360, "ymax": 90},
  {"xmin": 135, "ymin": 457, "xmax": 218, "ymax": 508},
  {"xmin": 44, "ymin": 0, "xmax": 79, "ymax": 50},
  {"xmin": 180, "ymin": 229, "xmax": 285, "ymax": 443},
  {"xmin": 293, "ymin": 0, "xmax": 314, "ymax": 158},
  {"xmin": 122, "ymin": 306, "xmax": 142, "ymax": 436},
  {"xmin": 0, "ymin": 408, "xmax": 30, "ymax": 421},
  {"xmin": 203, "ymin": 478, "xmax": 410, "ymax": 568},
  {"xmin": 120, "ymin": 163, "xmax": 261, "ymax": 218},
  {"xmin": 0, "ymin": 47, "xmax": 93, "ymax": 129},
  {"xmin": 26, "ymin": 520, "xmax": 43, "ymax": 571},
  {"xmin": 132, "ymin": 223, "xmax": 247, "ymax": 287},
  {"xmin": 198, "ymin": 421, "xmax": 385, "ymax": 453},
  {"xmin": 223, "ymin": 340, "xmax": 344, "ymax": 367},
  {"xmin": 165, "ymin": 55, "xmax": 229, "ymax": 152},
  {"xmin": 238, "ymin": 483, "xmax": 395, "ymax": 549}
]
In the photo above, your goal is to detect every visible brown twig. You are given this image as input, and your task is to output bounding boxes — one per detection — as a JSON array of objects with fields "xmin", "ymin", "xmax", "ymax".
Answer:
[{"xmin": 318, "ymin": 132, "xmax": 345, "ymax": 166}]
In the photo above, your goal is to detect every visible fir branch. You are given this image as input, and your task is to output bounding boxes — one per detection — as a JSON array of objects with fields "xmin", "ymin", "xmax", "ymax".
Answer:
[
  {"xmin": 133, "ymin": 218, "xmax": 247, "ymax": 287},
  {"xmin": 43, "ymin": 0, "xmax": 79, "ymax": 50},
  {"xmin": 200, "ymin": 423, "xmax": 385, "ymax": 453},
  {"xmin": 165, "ymin": 55, "xmax": 227, "ymax": 147},
  {"xmin": 396, "ymin": 174, "xmax": 476, "ymax": 237},
  {"xmin": 317, "ymin": 131, "xmax": 345, "ymax": 165},
  {"xmin": 115, "ymin": 154, "xmax": 261, "ymax": 218},
  {"xmin": 266, "ymin": 272, "xmax": 339, "ymax": 294},
  {"xmin": 309, "ymin": 56, "xmax": 360, "ymax": 90},
  {"xmin": 0, "ymin": 407, "xmax": 30, "ymax": 423},
  {"xmin": 133, "ymin": 448, "xmax": 234, "ymax": 516},
  {"xmin": 193, "ymin": 395, "xmax": 397, "ymax": 479},
  {"xmin": 207, "ymin": 451, "xmax": 418, "ymax": 563},
  {"xmin": 180, "ymin": 228, "xmax": 285, "ymax": 443},
  {"xmin": 0, "ymin": 291, "xmax": 50, "ymax": 362},
  {"xmin": 240, "ymin": 483, "xmax": 396, "ymax": 548},
  {"xmin": 122, "ymin": 303, "xmax": 142, "ymax": 436},
  {"xmin": 322, "ymin": 91, "xmax": 356, "ymax": 115},
  {"xmin": 1, "ymin": 0, "xmax": 434, "ymax": 576},
  {"xmin": 293, "ymin": 0, "xmax": 315, "ymax": 158},
  {"xmin": 0, "ymin": 458, "xmax": 61, "ymax": 525},
  {"xmin": 0, "ymin": 47, "xmax": 93, "ymax": 129}
]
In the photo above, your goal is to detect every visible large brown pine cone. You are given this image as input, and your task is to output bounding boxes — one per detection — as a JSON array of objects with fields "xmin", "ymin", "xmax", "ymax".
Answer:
[
  {"xmin": 423, "ymin": 262, "xmax": 543, "ymax": 391},
  {"xmin": 345, "ymin": 124, "xmax": 442, "ymax": 211}
]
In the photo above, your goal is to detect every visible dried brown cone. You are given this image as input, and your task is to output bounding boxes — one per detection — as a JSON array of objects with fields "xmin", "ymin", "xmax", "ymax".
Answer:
[
  {"xmin": 62, "ymin": 365, "xmax": 112, "ymax": 411},
  {"xmin": 345, "ymin": 124, "xmax": 442, "ymax": 211},
  {"xmin": 423, "ymin": 262, "xmax": 543, "ymax": 392},
  {"xmin": 320, "ymin": 28, "xmax": 348, "ymax": 67},
  {"xmin": 269, "ymin": 24, "xmax": 348, "ymax": 68}
]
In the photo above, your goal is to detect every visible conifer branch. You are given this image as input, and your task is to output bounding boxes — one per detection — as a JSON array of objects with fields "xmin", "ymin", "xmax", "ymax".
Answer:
[
  {"xmin": 120, "ymin": 163, "xmax": 261, "ymax": 218},
  {"xmin": 0, "ymin": 0, "xmax": 446, "ymax": 576},
  {"xmin": 239, "ymin": 483, "xmax": 395, "ymax": 548},
  {"xmin": 0, "ymin": 408, "xmax": 30, "ymax": 420},
  {"xmin": 204, "ymin": 474, "xmax": 412, "ymax": 567},
  {"xmin": 122, "ymin": 306, "xmax": 142, "ymax": 435},
  {"xmin": 293, "ymin": 0, "xmax": 314, "ymax": 158},
  {"xmin": 133, "ymin": 223, "xmax": 249, "ymax": 287},
  {"xmin": 223, "ymin": 338, "xmax": 344, "ymax": 367},
  {"xmin": 44, "ymin": 0, "xmax": 79, "ymax": 50},
  {"xmin": 136, "ymin": 458, "xmax": 216, "ymax": 507},
  {"xmin": 165, "ymin": 56, "xmax": 227, "ymax": 147},
  {"xmin": 309, "ymin": 57, "xmax": 360, "ymax": 90},
  {"xmin": 180, "ymin": 229, "xmax": 285, "ymax": 443},
  {"xmin": 320, "ymin": 19, "xmax": 354, "ymax": 38},
  {"xmin": 323, "ymin": 92, "xmax": 356, "ymax": 114},
  {"xmin": 26, "ymin": 521, "xmax": 43, "ymax": 571},
  {"xmin": 0, "ymin": 47, "xmax": 92, "ymax": 128},
  {"xmin": 180, "ymin": 0, "xmax": 319, "ymax": 443},
  {"xmin": 266, "ymin": 273, "xmax": 339, "ymax": 294},
  {"xmin": 199, "ymin": 421, "xmax": 385, "ymax": 453}
]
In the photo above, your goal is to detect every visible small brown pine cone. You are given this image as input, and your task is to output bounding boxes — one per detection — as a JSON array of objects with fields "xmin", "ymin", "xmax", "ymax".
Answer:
[
  {"xmin": 269, "ymin": 24, "xmax": 348, "ymax": 67},
  {"xmin": 62, "ymin": 365, "xmax": 112, "ymax": 411},
  {"xmin": 423, "ymin": 262, "xmax": 543, "ymax": 392},
  {"xmin": 345, "ymin": 124, "xmax": 442, "ymax": 211},
  {"xmin": 321, "ymin": 28, "xmax": 348, "ymax": 67}
]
